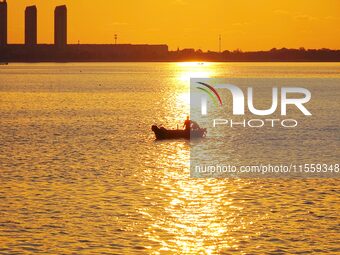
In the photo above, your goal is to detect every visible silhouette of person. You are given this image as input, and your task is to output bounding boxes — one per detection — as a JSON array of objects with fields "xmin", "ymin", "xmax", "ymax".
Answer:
[{"xmin": 183, "ymin": 116, "xmax": 191, "ymax": 131}]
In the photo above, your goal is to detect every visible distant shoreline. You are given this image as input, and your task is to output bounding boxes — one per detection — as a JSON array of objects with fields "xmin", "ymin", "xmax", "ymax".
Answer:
[
  {"xmin": 1, "ymin": 44, "xmax": 339, "ymax": 62},
  {"xmin": 2, "ymin": 60, "xmax": 340, "ymax": 64}
]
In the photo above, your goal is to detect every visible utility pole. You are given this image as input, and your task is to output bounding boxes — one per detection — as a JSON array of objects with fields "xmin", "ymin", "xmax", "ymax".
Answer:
[{"xmin": 114, "ymin": 34, "xmax": 117, "ymax": 45}]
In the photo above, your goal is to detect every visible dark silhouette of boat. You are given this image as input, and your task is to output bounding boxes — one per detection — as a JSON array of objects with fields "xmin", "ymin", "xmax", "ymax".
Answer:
[{"xmin": 151, "ymin": 125, "xmax": 207, "ymax": 140}]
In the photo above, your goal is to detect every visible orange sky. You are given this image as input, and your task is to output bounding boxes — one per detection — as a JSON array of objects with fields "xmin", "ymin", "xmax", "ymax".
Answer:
[{"xmin": 6, "ymin": 0, "xmax": 340, "ymax": 51}]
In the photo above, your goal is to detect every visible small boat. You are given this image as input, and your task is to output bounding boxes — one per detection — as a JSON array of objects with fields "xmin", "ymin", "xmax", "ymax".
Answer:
[{"xmin": 151, "ymin": 125, "xmax": 207, "ymax": 140}]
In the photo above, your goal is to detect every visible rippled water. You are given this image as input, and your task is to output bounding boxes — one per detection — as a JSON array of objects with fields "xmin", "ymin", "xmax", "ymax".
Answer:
[{"xmin": 0, "ymin": 63, "xmax": 339, "ymax": 254}]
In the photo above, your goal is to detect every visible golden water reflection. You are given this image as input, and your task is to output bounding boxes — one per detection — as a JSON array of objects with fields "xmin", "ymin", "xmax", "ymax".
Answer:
[
  {"xmin": 142, "ymin": 143, "xmax": 262, "ymax": 254},
  {"xmin": 175, "ymin": 62, "xmax": 217, "ymax": 121},
  {"xmin": 142, "ymin": 62, "xmax": 254, "ymax": 254},
  {"xmin": 177, "ymin": 62, "xmax": 216, "ymax": 84},
  {"xmin": 1, "ymin": 63, "xmax": 339, "ymax": 254}
]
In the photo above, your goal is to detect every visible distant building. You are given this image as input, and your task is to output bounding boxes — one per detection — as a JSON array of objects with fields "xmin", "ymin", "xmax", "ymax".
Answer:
[
  {"xmin": 0, "ymin": 0, "xmax": 7, "ymax": 46},
  {"xmin": 25, "ymin": 5, "xmax": 37, "ymax": 45},
  {"xmin": 54, "ymin": 5, "xmax": 67, "ymax": 47}
]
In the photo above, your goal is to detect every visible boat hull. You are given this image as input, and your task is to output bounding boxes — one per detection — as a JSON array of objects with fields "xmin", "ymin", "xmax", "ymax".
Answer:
[{"xmin": 151, "ymin": 125, "xmax": 206, "ymax": 140}]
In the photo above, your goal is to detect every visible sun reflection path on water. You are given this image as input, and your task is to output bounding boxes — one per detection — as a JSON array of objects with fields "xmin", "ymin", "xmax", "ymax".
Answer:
[
  {"xmin": 141, "ymin": 62, "xmax": 263, "ymax": 254},
  {"xmin": 142, "ymin": 139, "xmax": 261, "ymax": 254},
  {"xmin": 177, "ymin": 63, "xmax": 215, "ymax": 83},
  {"xmin": 175, "ymin": 62, "xmax": 217, "ymax": 118}
]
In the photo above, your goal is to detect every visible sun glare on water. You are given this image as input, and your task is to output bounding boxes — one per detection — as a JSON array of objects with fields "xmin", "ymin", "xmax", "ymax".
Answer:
[
  {"xmin": 176, "ymin": 62, "xmax": 217, "ymax": 111},
  {"xmin": 177, "ymin": 62, "xmax": 216, "ymax": 83}
]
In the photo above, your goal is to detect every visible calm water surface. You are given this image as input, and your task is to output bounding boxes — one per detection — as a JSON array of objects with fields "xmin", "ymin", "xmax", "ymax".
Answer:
[{"xmin": 0, "ymin": 63, "xmax": 339, "ymax": 254}]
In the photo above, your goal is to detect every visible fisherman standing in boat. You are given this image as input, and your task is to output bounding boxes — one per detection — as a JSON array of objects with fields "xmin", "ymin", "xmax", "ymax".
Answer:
[{"xmin": 183, "ymin": 116, "xmax": 191, "ymax": 131}]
